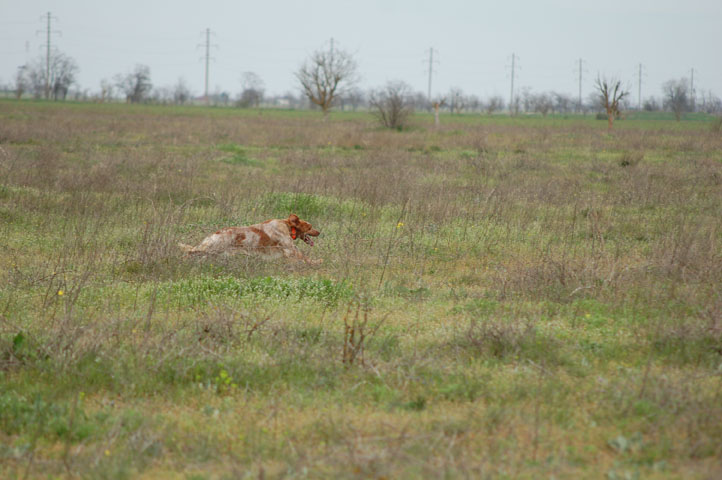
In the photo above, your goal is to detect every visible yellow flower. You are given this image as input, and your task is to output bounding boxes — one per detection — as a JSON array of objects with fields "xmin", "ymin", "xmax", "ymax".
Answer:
[
  {"xmin": 105, "ymin": 449, "xmax": 111, "ymax": 456},
  {"xmin": 585, "ymin": 313, "xmax": 591, "ymax": 318},
  {"xmin": 57, "ymin": 290, "xmax": 64, "ymax": 296},
  {"xmin": 396, "ymin": 222, "xmax": 404, "ymax": 228}
]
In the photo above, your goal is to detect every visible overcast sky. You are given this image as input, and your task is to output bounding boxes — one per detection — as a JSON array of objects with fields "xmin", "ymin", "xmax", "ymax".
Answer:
[{"xmin": 1, "ymin": 0, "xmax": 720, "ymax": 102}]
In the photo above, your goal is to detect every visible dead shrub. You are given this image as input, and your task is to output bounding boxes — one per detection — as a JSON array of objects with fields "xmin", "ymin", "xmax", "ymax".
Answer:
[{"xmin": 342, "ymin": 298, "xmax": 386, "ymax": 366}]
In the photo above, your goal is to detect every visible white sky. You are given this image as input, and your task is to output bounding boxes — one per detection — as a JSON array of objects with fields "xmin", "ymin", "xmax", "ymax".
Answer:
[{"xmin": 1, "ymin": 0, "xmax": 720, "ymax": 102}]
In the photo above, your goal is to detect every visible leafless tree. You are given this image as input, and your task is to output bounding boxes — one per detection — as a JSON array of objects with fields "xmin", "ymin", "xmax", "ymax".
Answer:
[
  {"xmin": 531, "ymin": 92, "xmax": 554, "ymax": 116},
  {"xmin": 22, "ymin": 51, "xmax": 78, "ymax": 100},
  {"xmin": 14, "ymin": 66, "xmax": 28, "ymax": 99},
  {"xmin": 151, "ymin": 86, "xmax": 173, "ymax": 104},
  {"xmin": 115, "ymin": 64, "xmax": 152, "ymax": 103},
  {"xmin": 237, "ymin": 72, "xmax": 264, "ymax": 108},
  {"xmin": 553, "ymin": 92, "xmax": 573, "ymax": 114},
  {"xmin": 699, "ymin": 90, "xmax": 722, "ymax": 115},
  {"xmin": 295, "ymin": 44, "xmax": 358, "ymax": 117},
  {"xmin": 643, "ymin": 97, "xmax": 660, "ymax": 112},
  {"xmin": 521, "ymin": 87, "xmax": 534, "ymax": 113},
  {"xmin": 410, "ymin": 92, "xmax": 428, "ymax": 111},
  {"xmin": 484, "ymin": 96, "xmax": 505, "ymax": 115},
  {"xmin": 49, "ymin": 53, "xmax": 78, "ymax": 100},
  {"xmin": 99, "ymin": 79, "xmax": 114, "ymax": 102},
  {"xmin": 369, "ymin": 81, "xmax": 414, "ymax": 130},
  {"xmin": 172, "ymin": 78, "xmax": 192, "ymax": 105},
  {"xmin": 448, "ymin": 87, "xmax": 466, "ymax": 114},
  {"xmin": 662, "ymin": 78, "xmax": 690, "ymax": 121},
  {"xmin": 595, "ymin": 76, "xmax": 629, "ymax": 131},
  {"xmin": 343, "ymin": 88, "xmax": 365, "ymax": 111}
]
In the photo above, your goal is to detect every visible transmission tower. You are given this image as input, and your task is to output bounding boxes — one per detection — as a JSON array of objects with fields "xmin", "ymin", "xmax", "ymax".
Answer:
[
  {"xmin": 636, "ymin": 63, "xmax": 646, "ymax": 110},
  {"xmin": 575, "ymin": 58, "xmax": 587, "ymax": 113},
  {"xmin": 507, "ymin": 53, "xmax": 519, "ymax": 114},
  {"xmin": 37, "ymin": 12, "xmax": 60, "ymax": 99},
  {"xmin": 198, "ymin": 28, "xmax": 217, "ymax": 104}
]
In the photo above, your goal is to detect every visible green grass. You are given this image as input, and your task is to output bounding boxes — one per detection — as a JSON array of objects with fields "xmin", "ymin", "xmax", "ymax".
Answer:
[{"xmin": 1, "ymin": 100, "xmax": 721, "ymax": 478}]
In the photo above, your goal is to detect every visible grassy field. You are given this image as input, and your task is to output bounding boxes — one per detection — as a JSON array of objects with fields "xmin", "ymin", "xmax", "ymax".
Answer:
[{"xmin": 1, "ymin": 100, "xmax": 721, "ymax": 479}]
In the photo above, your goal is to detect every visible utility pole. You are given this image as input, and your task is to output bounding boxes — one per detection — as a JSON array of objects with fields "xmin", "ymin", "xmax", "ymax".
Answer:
[
  {"xmin": 637, "ymin": 63, "xmax": 643, "ymax": 110},
  {"xmin": 37, "ymin": 12, "xmax": 60, "ymax": 99},
  {"xmin": 576, "ymin": 58, "xmax": 584, "ymax": 113},
  {"xmin": 509, "ymin": 53, "xmax": 516, "ymax": 114},
  {"xmin": 198, "ymin": 28, "xmax": 216, "ymax": 104},
  {"xmin": 45, "ymin": 12, "xmax": 51, "ymax": 99},
  {"xmin": 690, "ymin": 68, "xmax": 695, "ymax": 111},
  {"xmin": 426, "ymin": 47, "xmax": 435, "ymax": 102},
  {"xmin": 204, "ymin": 28, "xmax": 210, "ymax": 103}
]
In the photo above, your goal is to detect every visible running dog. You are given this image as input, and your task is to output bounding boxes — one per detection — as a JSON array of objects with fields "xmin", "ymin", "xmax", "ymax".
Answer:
[{"xmin": 179, "ymin": 214, "xmax": 321, "ymax": 264}]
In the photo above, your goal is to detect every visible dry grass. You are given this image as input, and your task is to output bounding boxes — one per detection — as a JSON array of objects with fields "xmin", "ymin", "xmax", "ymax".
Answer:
[{"xmin": 1, "ymin": 100, "xmax": 721, "ymax": 478}]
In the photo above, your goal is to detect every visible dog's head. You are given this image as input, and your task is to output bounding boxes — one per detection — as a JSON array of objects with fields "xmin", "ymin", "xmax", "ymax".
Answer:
[{"xmin": 287, "ymin": 214, "xmax": 320, "ymax": 246}]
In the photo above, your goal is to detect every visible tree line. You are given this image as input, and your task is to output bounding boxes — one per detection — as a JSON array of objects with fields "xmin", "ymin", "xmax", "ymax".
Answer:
[{"xmin": 5, "ymin": 45, "xmax": 721, "ymax": 126}]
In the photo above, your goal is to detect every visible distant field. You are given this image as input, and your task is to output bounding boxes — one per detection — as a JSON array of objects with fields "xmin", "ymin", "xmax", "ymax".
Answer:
[{"xmin": 1, "ymin": 100, "xmax": 721, "ymax": 479}]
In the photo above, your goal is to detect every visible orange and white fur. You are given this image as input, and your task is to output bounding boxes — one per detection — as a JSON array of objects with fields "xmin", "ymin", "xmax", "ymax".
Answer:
[{"xmin": 179, "ymin": 214, "xmax": 321, "ymax": 264}]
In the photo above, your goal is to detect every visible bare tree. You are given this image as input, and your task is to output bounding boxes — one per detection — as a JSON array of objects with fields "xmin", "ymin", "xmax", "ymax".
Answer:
[
  {"xmin": 151, "ymin": 86, "xmax": 173, "ymax": 105},
  {"xmin": 553, "ymin": 92, "xmax": 573, "ymax": 114},
  {"xmin": 22, "ymin": 51, "xmax": 78, "ymax": 100},
  {"xmin": 49, "ymin": 53, "xmax": 78, "ymax": 100},
  {"xmin": 369, "ymin": 81, "xmax": 414, "ymax": 130},
  {"xmin": 484, "ymin": 96, "xmax": 505, "ymax": 115},
  {"xmin": 410, "ymin": 91, "xmax": 428, "ymax": 111},
  {"xmin": 115, "ymin": 64, "xmax": 152, "ymax": 103},
  {"xmin": 662, "ymin": 78, "xmax": 689, "ymax": 121},
  {"xmin": 295, "ymin": 44, "xmax": 358, "ymax": 117},
  {"xmin": 14, "ymin": 66, "xmax": 28, "ymax": 99},
  {"xmin": 449, "ymin": 87, "xmax": 466, "ymax": 114},
  {"xmin": 237, "ymin": 72, "xmax": 264, "ymax": 108},
  {"xmin": 467, "ymin": 95, "xmax": 481, "ymax": 113},
  {"xmin": 521, "ymin": 87, "xmax": 534, "ymax": 113},
  {"xmin": 99, "ymin": 79, "xmax": 114, "ymax": 103},
  {"xmin": 595, "ymin": 76, "xmax": 629, "ymax": 131},
  {"xmin": 530, "ymin": 92, "xmax": 554, "ymax": 116},
  {"xmin": 172, "ymin": 78, "xmax": 192, "ymax": 105},
  {"xmin": 699, "ymin": 90, "xmax": 722, "ymax": 115},
  {"xmin": 343, "ymin": 88, "xmax": 365, "ymax": 111}
]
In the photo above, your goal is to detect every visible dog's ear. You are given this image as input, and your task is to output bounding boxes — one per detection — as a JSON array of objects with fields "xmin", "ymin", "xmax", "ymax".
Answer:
[{"xmin": 288, "ymin": 214, "xmax": 300, "ymax": 226}]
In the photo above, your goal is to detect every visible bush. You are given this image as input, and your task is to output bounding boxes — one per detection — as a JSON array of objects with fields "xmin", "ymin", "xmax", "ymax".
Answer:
[{"xmin": 369, "ymin": 81, "xmax": 414, "ymax": 130}]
